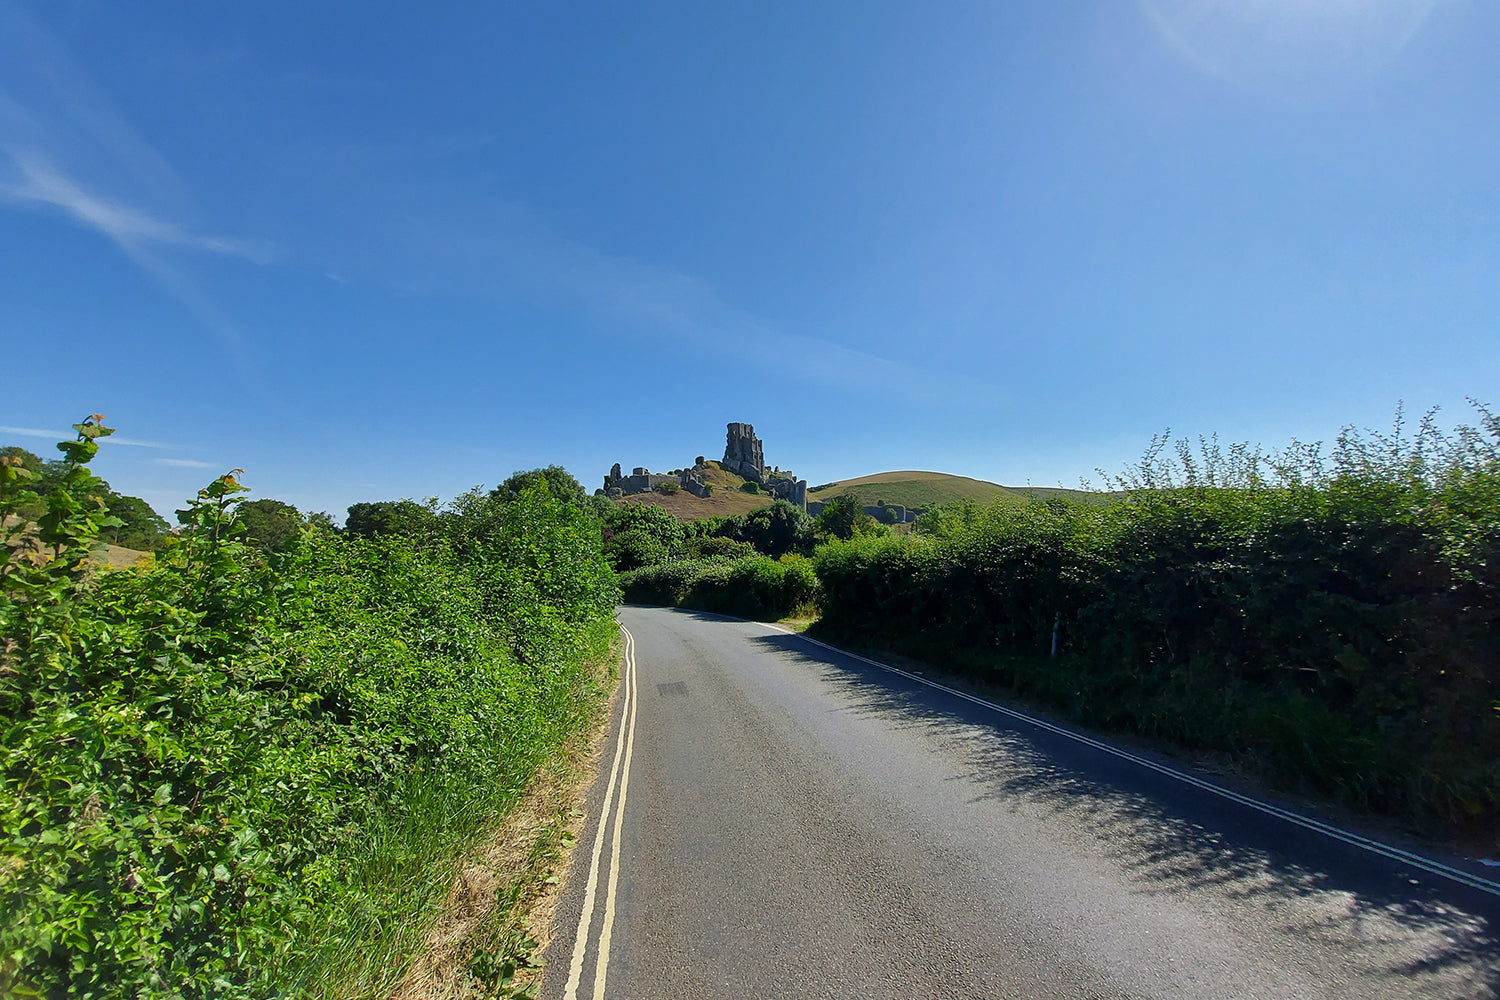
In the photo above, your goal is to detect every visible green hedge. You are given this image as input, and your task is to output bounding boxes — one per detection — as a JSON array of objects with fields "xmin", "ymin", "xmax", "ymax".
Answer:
[
  {"xmin": 1, "ymin": 424, "xmax": 619, "ymax": 998},
  {"xmin": 814, "ymin": 462, "xmax": 1500, "ymax": 837},
  {"xmin": 619, "ymin": 555, "xmax": 818, "ymax": 621}
]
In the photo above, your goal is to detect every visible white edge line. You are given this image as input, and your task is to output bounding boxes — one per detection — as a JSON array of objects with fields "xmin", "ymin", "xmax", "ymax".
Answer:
[
  {"xmin": 747, "ymin": 621, "xmax": 1500, "ymax": 899},
  {"xmin": 563, "ymin": 626, "xmax": 636, "ymax": 999},
  {"xmin": 592, "ymin": 625, "xmax": 639, "ymax": 999}
]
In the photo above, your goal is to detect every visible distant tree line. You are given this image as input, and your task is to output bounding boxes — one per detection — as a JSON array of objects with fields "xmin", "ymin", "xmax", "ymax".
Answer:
[{"xmin": 1, "ymin": 445, "xmax": 168, "ymax": 550}]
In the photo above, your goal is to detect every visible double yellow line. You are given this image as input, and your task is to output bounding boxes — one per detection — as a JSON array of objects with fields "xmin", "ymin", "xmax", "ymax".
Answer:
[{"xmin": 563, "ymin": 624, "xmax": 639, "ymax": 1000}]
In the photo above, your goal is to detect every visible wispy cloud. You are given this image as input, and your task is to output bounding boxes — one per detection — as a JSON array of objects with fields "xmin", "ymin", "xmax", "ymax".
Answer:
[
  {"xmin": 0, "ymin": 149, "xmax": 273, "ymax": 263},
  {"xmin": 1, "ymin": 424, "xmax": 169, "ymax": 449},
  {"xmin": 0, "ymin": 4, "xmax": 271, "ymax": 369},
  {"xmin": 0, "ymin": 425, "xmax": 69, "ymax": 441},
  {"xmin": 542, "ymin": 239, "xmax": 991, "ymax": 406},
  {"xmin": 155, "ymin": 458, "xmax": 217, "ymax": 468},
  {"xmin": 342, "ymin": 194, "xmax": 990, "ymax": 407}
]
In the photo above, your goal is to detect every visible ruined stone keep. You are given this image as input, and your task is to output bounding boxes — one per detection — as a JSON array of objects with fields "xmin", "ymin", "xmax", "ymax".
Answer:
[
  {"xmin": 598, "ymin": 422, "xmax": 809, "ymax": 510},
  {"xmin": 721, "ymin": 422, "xmax": 766, "ymax": 482}
]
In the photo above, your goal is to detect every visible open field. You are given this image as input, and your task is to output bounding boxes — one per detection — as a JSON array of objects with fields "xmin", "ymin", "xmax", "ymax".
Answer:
[
  {"xmin": 2, "ymin": 515, "xmax": 151, "ymax": 570},
  {"xmin": 100, "ymin": 543, "xmax": 150, "ymax": 569}
]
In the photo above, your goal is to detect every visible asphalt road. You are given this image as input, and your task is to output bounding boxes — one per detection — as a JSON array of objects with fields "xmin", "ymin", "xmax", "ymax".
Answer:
[{"xmin": 542, "ymin": 606, "xmax": 1500, "ymax": 1000}]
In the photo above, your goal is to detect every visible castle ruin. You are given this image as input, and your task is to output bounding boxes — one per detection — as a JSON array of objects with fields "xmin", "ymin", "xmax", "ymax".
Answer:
[
  {"xmin": 722, "ymin": 422, "xmax": 806, "ymax": 507},
  {"xmin": 598, "ymin": 422, "xmax": 808, "ymax": 509}
]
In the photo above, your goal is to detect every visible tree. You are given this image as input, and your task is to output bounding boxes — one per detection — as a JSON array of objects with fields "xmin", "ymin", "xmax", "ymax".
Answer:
[
  {"xmin": 236, "ymin": 498, "xmax": 303, "ymax": 552},
  {"xmin": 0, "ymin": 446, "xmax": 41, "ymax": 476},
  {"xmin": 710, "ymin": 500, "xmax": 813, "ymax": 558},
  {"xmin": 345, "ymin": 500, "xmax": 441, "ymax": 541},
  {"xmin": 604, "ymin": 503, "xmax": 683, "ymax": 568},
  {"xmin": 582, "ymin": 494, "xmax": 615, "ymax": 520},
  {"xmin": 815, "ymin": 494, "xmax": 871, "ymax": 541},
  {"xmin": 739, "ymin": 500, "xmax": 815, "ymax": 558},
  {"xmin": 491, "ymin": 465, "xmax": 586, "ymax": 506},
  {"xmin": 103, "ymin": 494, "xmax": 169, "ymax": 550},
  {"xmin": 609, "ymin": 529, "xmax": 669, "ymax": 571}
]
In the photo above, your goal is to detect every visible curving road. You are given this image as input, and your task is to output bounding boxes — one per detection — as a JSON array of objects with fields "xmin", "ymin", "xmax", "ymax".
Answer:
[{"xmin": 543, "ymin": 606, "xmax": 1500, "ymax": 999}]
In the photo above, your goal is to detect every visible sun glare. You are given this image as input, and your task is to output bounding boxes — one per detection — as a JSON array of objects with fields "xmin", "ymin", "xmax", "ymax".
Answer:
[{"xmin": 1139, "ymin": 0, "xmax": 1442, "ymax": 98}]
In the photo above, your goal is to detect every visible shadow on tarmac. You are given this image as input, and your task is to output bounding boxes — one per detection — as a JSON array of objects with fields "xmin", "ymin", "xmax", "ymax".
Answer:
[{"xmin": 670, "ymin": 615, "xmax": 1500, "ymax": 997}]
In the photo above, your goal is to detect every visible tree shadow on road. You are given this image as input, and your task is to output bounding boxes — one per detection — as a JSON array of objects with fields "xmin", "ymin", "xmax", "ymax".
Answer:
[{"xmin": 732, "ymin": 623, "xmax": 1500, "ymax": 998}]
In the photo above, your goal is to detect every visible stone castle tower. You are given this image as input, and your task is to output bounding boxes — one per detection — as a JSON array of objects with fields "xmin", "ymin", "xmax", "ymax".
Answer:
[{"xmin": 722, "ymin": 422, "xmax": 766, "ymax": 482}]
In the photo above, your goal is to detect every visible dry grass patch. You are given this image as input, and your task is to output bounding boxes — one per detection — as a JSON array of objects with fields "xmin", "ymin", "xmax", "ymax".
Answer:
[{"xmin": 616, "ymin": 461, "xmax": 774, "ymax": 521}]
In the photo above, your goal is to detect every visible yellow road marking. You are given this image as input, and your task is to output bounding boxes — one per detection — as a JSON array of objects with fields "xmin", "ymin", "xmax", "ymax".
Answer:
[
  {"xmin": 592, "ymin": 625, "xmax": 639, "ymax": 999},
  {"xmin": 563, "ymin": 625, "xmax": 638, "ymax": 1000}
]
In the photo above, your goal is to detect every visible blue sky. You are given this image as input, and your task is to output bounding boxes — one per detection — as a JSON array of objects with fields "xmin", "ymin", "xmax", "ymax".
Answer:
[{"xmin": 2, "ymin": 0, "xmax": 1496, "ymax": 518}]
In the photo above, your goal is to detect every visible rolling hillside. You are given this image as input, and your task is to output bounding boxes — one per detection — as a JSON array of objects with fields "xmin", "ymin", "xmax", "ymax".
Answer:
[
  {"xmin": 807, "ymin": 471, "xmax": 1020, "ymax": 509},
  {"xmin": 619, "ymin": 467, "xmax": 1105, "ymax": 522}
]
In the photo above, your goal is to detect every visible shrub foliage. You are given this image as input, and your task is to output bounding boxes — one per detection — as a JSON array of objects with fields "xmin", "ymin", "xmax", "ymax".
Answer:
[
  {"xmin": 0, "ymin": 421, "xmax": 619, "ymax": 998},
  {"xmin": 619, "ymin": 555, "xmax": 818, "ymax": 622}
]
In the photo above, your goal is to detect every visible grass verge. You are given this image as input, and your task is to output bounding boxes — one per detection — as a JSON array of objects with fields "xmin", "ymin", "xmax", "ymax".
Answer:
[{"xmin": 387, "ymin": 635, "xmax": 624, "ymax": 1000}]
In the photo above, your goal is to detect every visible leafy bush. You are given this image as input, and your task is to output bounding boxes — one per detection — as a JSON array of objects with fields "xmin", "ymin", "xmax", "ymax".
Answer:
[
  {"xmin": 653, "ymin": 481, "xmax": 680, "ymax": 495},
  {"xmin": 602, "ymin": 503, "xmax": 683, "ymax": 569},
  {"xmin": 0, "ymin": 420, "xmax": 619, "ymax": 998},
  {"xmin": 0, "ymin": 443, "xmax": 168, "ymax": 550},
  {"xmin": 619, "ymin": 554, "xmax": 818, "ymax": 621},
  {"xmin": 814, "ymin": 493, "xmax": 872, "ymax": 540},
  {"xmin": 701, "ymin": 500, "xmax": 815, "ymax": 558},
  {"xmin": 740, "ymin": 481, "xmax": 759, "ymax": 494},
  {"xmin": 685, "ymin": 536, "xmax": 758, "ymax": 560}
]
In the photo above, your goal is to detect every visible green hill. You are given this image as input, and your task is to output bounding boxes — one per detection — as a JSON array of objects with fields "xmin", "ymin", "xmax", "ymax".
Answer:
[
  {"xmin": 807, "ymin": 472, "xmax": 1102, "ymax": 511},
  {"xmin": 807, "ymin": 471, "xmax": 1019, "ymax": 510},
  {"xmin": 620, "ymin": 464, "xmax": 1108, "ymax": 523}
]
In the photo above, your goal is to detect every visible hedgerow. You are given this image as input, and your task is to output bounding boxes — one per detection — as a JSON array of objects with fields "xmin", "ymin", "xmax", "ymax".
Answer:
[
  {"xmin": 814, "ymin": 407, "xmax": 1500, "ymax": 839},
  {"xmin": 1, "ymin": 419, "xmax": 619, "ymax": 998}
]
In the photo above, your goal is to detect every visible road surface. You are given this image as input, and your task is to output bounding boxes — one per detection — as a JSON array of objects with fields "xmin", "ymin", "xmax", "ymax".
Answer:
[{"xmin": 543, "ymin": 606, "xmax": 1500, "ymax": 999}]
